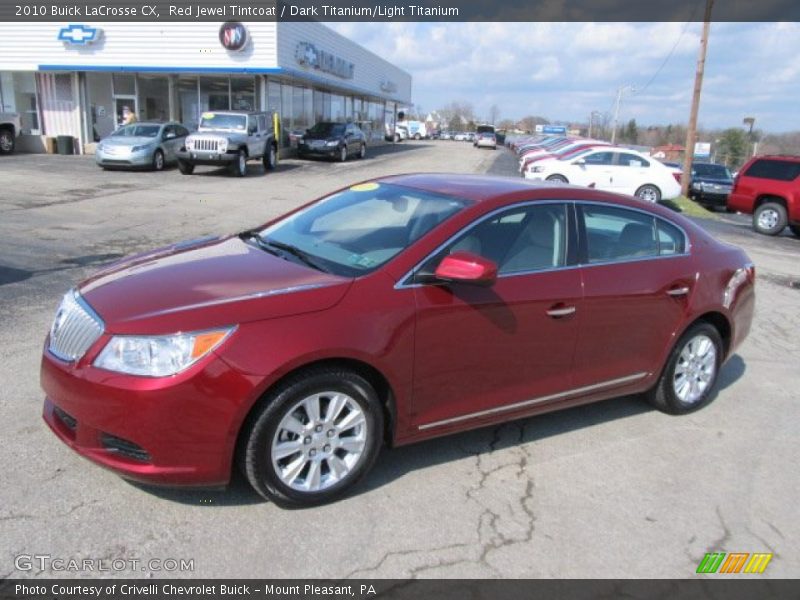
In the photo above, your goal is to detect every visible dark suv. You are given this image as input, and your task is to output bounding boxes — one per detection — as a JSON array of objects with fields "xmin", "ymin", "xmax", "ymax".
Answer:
[
  {"xmin": 689, "ymin": 162, "xmax": 734, "ymax": 209},
  {"xmin": 728, "ymin": 155, "xmax": 800, "ymax": 236}
]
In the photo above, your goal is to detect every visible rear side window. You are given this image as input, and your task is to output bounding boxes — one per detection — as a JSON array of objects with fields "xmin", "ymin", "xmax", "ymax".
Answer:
[
  {"xmin": 743, "ymin": 159, "xmax": 800, "ymax": 182},
  {"xmin": 656, "ymin": 220, "xmax": 687, "ymax": 255},
  {"xmin": 617, "ymin": 153, "xmax": 650, "ymax": 168},
  {"xmin": 582, "ymin": 205, "xmax": 657, "ymax": 262}
]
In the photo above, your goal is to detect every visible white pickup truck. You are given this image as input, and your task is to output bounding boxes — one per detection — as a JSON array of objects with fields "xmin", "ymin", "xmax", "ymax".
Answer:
[{"xmin": 0, "ymin": 112, "xmax": 21, "ymax": 154}]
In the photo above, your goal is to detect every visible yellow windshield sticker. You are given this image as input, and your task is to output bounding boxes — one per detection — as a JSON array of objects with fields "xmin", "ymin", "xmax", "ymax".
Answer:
[
  {"xmin": 350, "ymin": 182, "xmax": 380, "ymax": 192},
  {"xmin": 202, "ymin": 112, "xmax": 215, "ymax": 120}
]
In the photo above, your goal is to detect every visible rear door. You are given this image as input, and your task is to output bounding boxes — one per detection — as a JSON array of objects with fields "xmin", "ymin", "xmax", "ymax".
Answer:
[
  {"xmin": 609, "ymin": 152, "xmax": 652, "ymax": 195},
  {"xmin": 571, "ymin": 203, "xmax": 695, "ymax": 389}
]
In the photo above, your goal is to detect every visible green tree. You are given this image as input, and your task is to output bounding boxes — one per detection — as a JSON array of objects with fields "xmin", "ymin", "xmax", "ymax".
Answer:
[
  {"xmin": 716, "ymin": 128, "xmax": 748, "ymax": 168},
  {"xmin": 625, "ymin": 119, "xmax": 638, "ymax": 144}
]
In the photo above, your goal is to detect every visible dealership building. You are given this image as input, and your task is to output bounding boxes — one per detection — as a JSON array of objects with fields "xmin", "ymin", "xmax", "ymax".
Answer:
[{"xmin": 0, "ymin": 22, "xmax": 411, "ymax": 154}]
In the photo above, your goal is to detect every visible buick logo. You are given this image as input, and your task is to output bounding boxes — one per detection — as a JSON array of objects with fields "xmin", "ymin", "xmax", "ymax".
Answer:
[{"xmin": 219, "ymin": 22, "xmax": 249, "ymax": 52}]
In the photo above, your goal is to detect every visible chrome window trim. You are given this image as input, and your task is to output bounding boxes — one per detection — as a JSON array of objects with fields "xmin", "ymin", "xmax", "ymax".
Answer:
[
  {"xmin": 394, "ymin": 199, "xmax": 691, "ymax": 290},
  {"xmin": 418, "ymin": 371, "xmax": 649, "ymax": 430}
]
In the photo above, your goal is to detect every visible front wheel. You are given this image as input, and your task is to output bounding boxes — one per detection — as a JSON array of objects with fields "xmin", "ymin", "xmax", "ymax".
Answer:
[
  {"xmin": 339, "ymin": 145, "xmax": 347, "ymax": 162},
  {"xmin": 263, "ymin": 144, "xmax": 277, "ymax": 171},
  {"xmin": 152, "ymin": 149, "xmax": 165, "ymax": 171},
  {"xmin": 635, "ymin": 184, "xmax": 661, "ymax": 203},
  {"xmin": 241, "ymin": 368, "xmax": 383, "ymax": 507},
  {"xmin": 753, "ymin": 202, "xmax": 787, "ymax": 236},
  {"xmin": 646, "ymin": 322, "xmax": 723, "ymax": 415},
  {"xmin": 546, "ymin": 174, "xmax": 569, "ymax": 183},
  {"xmin": 232, "ymin": 150, "xmax": 247, "ymax": 177},
  {"xmin": 358, "ymin": 143, "xmax": 366, "ymax": 159},
  {"xmin": 177, "ymin": 159, "xmax": 194, "ymax": 175}
]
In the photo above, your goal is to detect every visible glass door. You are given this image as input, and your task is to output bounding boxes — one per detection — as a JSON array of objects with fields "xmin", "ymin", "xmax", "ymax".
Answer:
[{"xmin": 114, "ymin": 96, "xmax": 137, "ymax": 128}]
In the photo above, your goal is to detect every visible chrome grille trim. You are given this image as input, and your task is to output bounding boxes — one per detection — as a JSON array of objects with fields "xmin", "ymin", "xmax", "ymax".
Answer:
[
  {"xmin": 48, "ymin": 290, "xmax": 105, "ymax": 362},
  {"xmin": 192, "ymin": 138, "xmax": 222, "ymax": 152}
]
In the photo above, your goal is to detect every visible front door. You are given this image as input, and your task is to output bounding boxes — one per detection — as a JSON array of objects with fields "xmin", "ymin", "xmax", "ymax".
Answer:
[
  {"xmin": 114, "ymin": 96, "xmax": 137, "ymax": 128},
  {"xmin": 410, "ymin": 202, "xmax": 583, "ymax": 430}
]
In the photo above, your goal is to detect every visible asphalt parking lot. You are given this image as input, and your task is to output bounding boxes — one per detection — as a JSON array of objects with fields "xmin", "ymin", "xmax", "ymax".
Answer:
[{"xmin": 1, "ymin": 141, "xmax": 798, "ymax": 579}]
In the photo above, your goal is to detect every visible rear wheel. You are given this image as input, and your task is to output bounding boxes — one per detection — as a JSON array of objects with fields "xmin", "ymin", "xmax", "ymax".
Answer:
[
  {"xmin": 0, "ymin": 129, "xmax": 15, "ymax": 154},
  {"xmin": 241, "ymin": 368, "xmax": 383, "ymax": 507},
  {"xmin": 232, "ymin": 150, "xmax": 247, "ymax": 177},
  {"xmin": 263, "ymin": 144, "xmax": 277, "ymax": 171},
  {"xmin": 152, "ymin": 149, "xmax": 165, "ymax": 171},
  {"xmin": 635, "ymin": 184, "xmax": 661, "ymax": 203},
  {"xmin": 393, "ymin": 133, "xmax": 400, "ymax": 142},
  {"xmin": 753, "ymin": 202, "xmax": 787, "ymax": 235},
  {"xmin": 177, "ymin": 159, "xmax": 194, "ymax": 175},
  {"xmin": 646, "ymin": 322, "xmax": 723, "ymax": 415},
  {"xmin": 546, "ymin": 174, "xmax": 568, "ymax": 183}
]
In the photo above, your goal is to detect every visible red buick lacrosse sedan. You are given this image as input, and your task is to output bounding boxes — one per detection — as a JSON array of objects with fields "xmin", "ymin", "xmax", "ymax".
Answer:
[{"xmin": 41, "ymin": 174, "xmax": 754, "ymax": 507}]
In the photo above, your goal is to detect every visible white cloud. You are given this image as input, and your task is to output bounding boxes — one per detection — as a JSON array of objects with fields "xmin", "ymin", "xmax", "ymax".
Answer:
[{"xmin": 326, "ymin": 22, "xmax": 800, "ymax": 132}]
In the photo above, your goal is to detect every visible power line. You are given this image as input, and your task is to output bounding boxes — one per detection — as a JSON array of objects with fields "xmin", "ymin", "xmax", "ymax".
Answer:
[{"xmin": 636, "ymin": 0, "xmax": 704, "ymax": 95}]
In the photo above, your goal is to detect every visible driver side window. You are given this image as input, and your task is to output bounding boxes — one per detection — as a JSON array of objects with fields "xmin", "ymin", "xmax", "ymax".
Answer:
[{"xmin": 417, "ymin": 203, "xmax": 568, "ymax": 280}]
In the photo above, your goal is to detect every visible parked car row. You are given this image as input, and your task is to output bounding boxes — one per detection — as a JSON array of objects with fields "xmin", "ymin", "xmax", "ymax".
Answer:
[
  {"xmin": 94, "ymin": 111, "xmax": 370, "ymax": 176},
  {"xmin": 513, "ymin": 135, "xmax": 681, "ymax": 202}
]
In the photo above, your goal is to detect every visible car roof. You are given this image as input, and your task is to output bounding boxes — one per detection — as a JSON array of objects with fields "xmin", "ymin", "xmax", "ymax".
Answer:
[{"xmin": 748, "ymin": 154, "xmax": 800, "ymax": 163}]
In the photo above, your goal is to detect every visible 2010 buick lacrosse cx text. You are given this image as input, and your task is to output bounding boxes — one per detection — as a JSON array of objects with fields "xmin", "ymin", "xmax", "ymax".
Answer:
[{"xmin": 41, "ymin": 174, "xmax": 755, "ymax": 507}]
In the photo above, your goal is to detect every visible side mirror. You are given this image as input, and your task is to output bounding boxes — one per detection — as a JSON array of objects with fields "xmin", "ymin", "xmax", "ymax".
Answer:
[
  {"xmin": 575, "ymin": 158, "xmax": 586, "ymax": 165},
  {"xmin": 434, "ymin": 252, "xmax": 497, "ymax": 287}
]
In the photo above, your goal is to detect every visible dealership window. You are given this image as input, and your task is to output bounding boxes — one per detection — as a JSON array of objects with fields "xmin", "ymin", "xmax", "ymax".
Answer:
[
  {"xmin": 0, "ymin": 72, "xmax": 40, "ymax": 134},
  {"xmin": 330, "ymin": 93, "xmax": 345, "ymax": 122},
  {"xmin": 231, "ymin": 76, "xmax": 256, "ymax": 111},
  {"xmin": 200, "ymin": 76, "xmax": 230, "ymax": 112},
  {"xmin": 85, "ymin": 72, "xmax": 114, "ymax": 140},
  {"xmin": 292, "ymin": 85, "xmax": 311, "ymax": 133},
  {"xmin": 138, "ymin": 75, "xmax": 169, "ymax": 121},
  {"xmin": 177, "ymin": 76, "xmax": 199, "ymax": 131}
]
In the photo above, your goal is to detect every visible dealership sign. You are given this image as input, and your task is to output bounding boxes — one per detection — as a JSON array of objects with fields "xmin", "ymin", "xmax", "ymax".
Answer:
[
  {"xmin": 219, "ymin": 21, "xmax": 249, "ymax": 52},
  {"xmin": 694, "ymin": 142, "xmax": 711, "ymax": 158},
  {"xmin": 542, "ymin": 125, "xmax": 567, "ymax": 134},
  {"xmin": 295, "ymin": 42, "xmax": 354, "ymax": 79},
  {"xmin": 58, "ymin": 23, "xmax": 103, "ymax": 45}
]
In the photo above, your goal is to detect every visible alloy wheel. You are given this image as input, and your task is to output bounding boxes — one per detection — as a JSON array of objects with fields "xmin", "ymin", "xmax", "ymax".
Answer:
[
  {"xmin": 270, "ymin": 391, "xmax": 368, "ymax": 492},
  {"xmin": 672, "ymin": 334, "xmax": 717, "ymax": 404}
]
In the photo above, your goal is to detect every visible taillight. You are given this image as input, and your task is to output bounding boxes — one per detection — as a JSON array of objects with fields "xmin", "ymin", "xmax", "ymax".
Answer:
[{"xmin": 672, "ymin": 172, "xmax": 682, "ymax": 184}]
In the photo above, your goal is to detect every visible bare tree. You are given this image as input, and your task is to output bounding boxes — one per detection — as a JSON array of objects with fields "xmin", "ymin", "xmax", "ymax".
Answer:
[{"xmin": 488, "ymin": 104, "xmax": 500, "ymax": 126}]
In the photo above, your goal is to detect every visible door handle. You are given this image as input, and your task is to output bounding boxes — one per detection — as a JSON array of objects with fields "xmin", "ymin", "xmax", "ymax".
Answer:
[
  {"xmin": 546, "ymin": 306, "xmax": 576, "ymax": 318},
  {"xmin": 666, "ymin": 286, "xmax": 690, "ymax": 297}
]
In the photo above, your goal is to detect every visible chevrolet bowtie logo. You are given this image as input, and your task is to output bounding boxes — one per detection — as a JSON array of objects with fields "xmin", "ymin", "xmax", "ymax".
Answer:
[{"xmin": 58, "ymin": 24, "xmax": 102, "ymax": 45}]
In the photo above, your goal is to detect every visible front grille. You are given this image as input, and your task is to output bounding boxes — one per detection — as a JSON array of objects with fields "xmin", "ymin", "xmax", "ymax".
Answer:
[
  {"xmin": 48, "ymin": 290, "xmax": 105, "ymax": 362},
  {"xmin": 53, "ymin": 405, "xmax": 77, "ymax": 431},
  {"xmin": 101, "ymin": 433, "xmax": 151, "ymax": 462},
  {"xmin": 192, "ymin": 138, "xmax": 221, "ymax": 152}
]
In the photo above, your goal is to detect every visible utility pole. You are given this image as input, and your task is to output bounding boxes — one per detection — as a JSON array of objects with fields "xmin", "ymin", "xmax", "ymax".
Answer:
[
  {"xmin": 610, "ymin": 86, "xmax": 634, "ymax": 144},
  {"xmin": 588, "ymin": 110, "xmax": 601, "ymax": 139},
  {"xmin": 681, "ymin": 0, "xmax": 714, "ymax": 198}
]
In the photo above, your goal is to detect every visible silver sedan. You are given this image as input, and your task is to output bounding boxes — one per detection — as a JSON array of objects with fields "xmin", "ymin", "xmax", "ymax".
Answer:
[{"xmin": 95, "ymin": 122, "xmax": 189, "ymax": 170}]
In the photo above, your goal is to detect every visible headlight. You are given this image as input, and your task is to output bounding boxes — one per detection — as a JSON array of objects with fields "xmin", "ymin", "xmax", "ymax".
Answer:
[
  {"xmin": 131, "ymin": 144, "xmax": 151, "ymax": 153},
  {"xmin": 94, "ymin": 327, "xmax": 235, "ymax": 377},
  {"xmin": 218, "ymin": 140, "xmax": 228, "ymax": 153},
  {"xmin": 326, "ymin": 140, "xmax": 339, "ymax": 147},
  {"xmin": 186, "ymin": 139, "xmax": 194, "ymax": 151}
]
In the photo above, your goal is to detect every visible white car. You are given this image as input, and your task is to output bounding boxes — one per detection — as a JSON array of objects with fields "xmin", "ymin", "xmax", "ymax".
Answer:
[
  {"xmin": 453, "ymin": 132, "xmax": 468, "ymax": 141},
  {"xmin": 524, "ymin": 147, "xmax": 682, "ymax": 202}
]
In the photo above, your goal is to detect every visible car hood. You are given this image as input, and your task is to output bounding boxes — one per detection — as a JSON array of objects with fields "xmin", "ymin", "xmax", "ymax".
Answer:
[
  {"xmin": 102, "ymin": 136, "xmax": 159, "ymax": 147},
  {"xmin": 78, "ymin": 236, "xmax": 352, "ymax": 334},
  {"xmin": 194, "ymin": 129, "xmax": 247, "ymax": 140},
  {"xmin": 303, "ymin": 133, "xmax": 342, "ymax": 141}
]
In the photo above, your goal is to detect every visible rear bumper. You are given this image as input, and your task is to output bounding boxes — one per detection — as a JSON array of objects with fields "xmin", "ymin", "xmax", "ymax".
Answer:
[{"xmin": 40, "ymin": 346, "xmax": 254, "ymax": 487}]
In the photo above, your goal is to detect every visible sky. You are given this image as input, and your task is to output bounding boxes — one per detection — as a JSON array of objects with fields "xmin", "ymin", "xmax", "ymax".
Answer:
[{"xmin": 327, "ymin": 22, "xmax": 800, "ymax": 133}]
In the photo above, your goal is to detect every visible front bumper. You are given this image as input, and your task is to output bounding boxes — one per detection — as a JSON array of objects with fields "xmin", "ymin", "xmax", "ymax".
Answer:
[
  {"xmin": 693, "ymin": 190, "xmax": 730, "ymax": 207},
  {"xmin": 176, "ymin": 149, "xmax": 237, "ymax": 165},
  {"xmin": 96, "ymin": 149, "xmax": 153, "ymax": 167},
  {"xmin": 40, "ymin": 343, "xmax": 255, "ymax": 487},
  {"xmin": 297, "ymin": 144, "xmax": 339, "ymax": 158}
]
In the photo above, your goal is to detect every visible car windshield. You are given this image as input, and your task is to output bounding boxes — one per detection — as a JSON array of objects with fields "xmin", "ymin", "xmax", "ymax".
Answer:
[
  {"xmin": 111, "ymin": 124, "xmax": 160, "ymax": 138},
  {"xmin": 693, "ymin": 163, "xmax": 732, "ymax": 180},
  {"xmin": 257, "ymin": 182, "xmax": 469, "ymax": 277},
  {"xmin": 199, "ymin": 113, "xmax": 247, "ymax": 130},
  {"xmin": 307, "ymin": 122, "xmax": 345, "ymax": 137}
]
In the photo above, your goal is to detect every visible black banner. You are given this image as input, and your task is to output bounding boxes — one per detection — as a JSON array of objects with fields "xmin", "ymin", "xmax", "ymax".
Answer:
[
  {"xmin": 1, "ymin": 0, "xmax": 799, "ymax": 22},
  {"xmin": 2, "ymin": 580, "xmax": 800, "ymax": 600}
]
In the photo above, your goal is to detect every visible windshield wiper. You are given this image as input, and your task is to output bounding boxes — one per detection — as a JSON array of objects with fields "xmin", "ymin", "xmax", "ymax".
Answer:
[{"xmin": 261, "ymin": 238, "xmax": 329, "ymax": 273}]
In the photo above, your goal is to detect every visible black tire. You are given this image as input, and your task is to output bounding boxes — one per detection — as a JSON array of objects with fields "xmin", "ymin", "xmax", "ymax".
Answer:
[
  {"xmin": 789, "ymin": 224, "xmax": 800, "ymax": 238},
  {"xmin": 393, "ymin": 133, "xmax": 400, "ymax": 143},
  {"xmin": 338, "ymin": 145, "xmax": 347, "ymax": 162},
  {"xmin": 177, "ymin": 159, "xmax": 194, "ymax": 175},
  {"xmin": 0, "ymin": 129, "xmax": 15, "ymax": 154},
  {"xmin": 753, "ymin": 201, "xmax": 788, "ymax": 236},
  {"xmin": 358, "ymin": 143, "xmax": 366, "ymax": 159},
  {"xmin": 414, "ymin": 133, "xmax": 421, "ymax": 140},
  {"xmin": 241, "ymin": 368, "xmax": 383, "ymax": 507},
  {"xmin": 646, "ymin": 322, "xmax": 723, "ymax": 415},
  {"xmin": 232, "ymin": 150, "xmax": 247, "ymax": 177},
  {"xmin": 263, "ymin": 144, "xmax": 277, "ymax": 171},
  {"xmin": 546, "ymin": 174, "xmax": 569, "ymax": 183},
  {"xmin": 152, "ymin": 149, "xmax": 165, "ymax": 171},
  {"xmin": 635, "ymin": 184, "xmax": 662, "ymax": 203}
]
